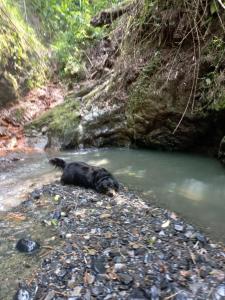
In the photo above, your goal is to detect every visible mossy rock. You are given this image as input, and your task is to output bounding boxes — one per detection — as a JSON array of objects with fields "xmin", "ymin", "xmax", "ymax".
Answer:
[{"xmin": 29, "ymin": 99, "xmax": 81, "ymax": 146}]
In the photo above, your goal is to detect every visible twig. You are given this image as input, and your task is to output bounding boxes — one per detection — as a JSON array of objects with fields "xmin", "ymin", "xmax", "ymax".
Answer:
[
  {"xmin": 23, "ymin": 0, "xmax": 28, "ymax": 22},
  {"xmin": 216, "ymin": 0, "xmax": 225, "ymax": 10},
  {"xmin": 165, "ymin": 292, "xmax": 180, "ymax": 300}
]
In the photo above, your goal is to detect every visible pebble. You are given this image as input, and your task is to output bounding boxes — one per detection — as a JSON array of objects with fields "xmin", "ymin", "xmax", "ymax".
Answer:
[
  {"xmin": 174, "ymin": 224, "xmax": 184, "ymax": 232},
  {"xmin": 16, "ymin": 238, "xmax": 40, "ymax": 253},
  {"xmin": 92, "ymin": 256, "xmax": 106, "ymax": 274},
  {"xmin": 118, "ymin": 273, "xmax": 133, "ymax": 285},
  {"xmin": 14, "ymin": 288, "xmax": 30, "ymax": 300},
  {"xmin": 114, "ymin": 263, "xmax": 126, "ymax": 272},
  {"xmin": 214, "ymin": 284, "xmax": 225, "ymax": 300}
]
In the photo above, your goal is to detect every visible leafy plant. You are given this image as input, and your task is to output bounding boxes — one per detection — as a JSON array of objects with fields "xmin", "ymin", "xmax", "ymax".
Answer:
[{"xmin": 18, "ymin": 0, "xmax": 123, "ymax": 77}]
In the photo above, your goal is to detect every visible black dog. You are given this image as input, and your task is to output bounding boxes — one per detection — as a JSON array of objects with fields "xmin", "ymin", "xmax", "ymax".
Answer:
[{"xmin": 49, "ymin": 158, "xmax": 119, "ymax": 196}]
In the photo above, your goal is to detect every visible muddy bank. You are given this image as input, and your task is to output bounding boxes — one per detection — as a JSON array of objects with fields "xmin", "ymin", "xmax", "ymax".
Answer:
[
  {"xmin": 0, "ymin": 83, "xmax": 64, "ymax": 155},
  {"xmin": 9, "ymin": 182, "xmax": 225, "ymax": 300}
]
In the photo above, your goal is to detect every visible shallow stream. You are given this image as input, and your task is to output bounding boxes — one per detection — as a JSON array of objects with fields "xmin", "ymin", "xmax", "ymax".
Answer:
[
  {"xmin": 1, "ymin": 148, "xmax": 225, "ymax": 242},
  {"xmin": 1, "ymin": 148, "xmax": 225, "ymax": 298}
]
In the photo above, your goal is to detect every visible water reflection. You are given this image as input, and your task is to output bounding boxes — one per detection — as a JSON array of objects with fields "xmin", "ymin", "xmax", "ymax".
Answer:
[{"xmin": 168, "ymin": 179, "xmax": 208, "ymax": 202}]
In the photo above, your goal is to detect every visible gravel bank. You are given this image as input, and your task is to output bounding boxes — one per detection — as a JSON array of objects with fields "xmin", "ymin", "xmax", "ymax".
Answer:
[{"xmin": 15, "ymin": 183, "xmax": 225, "ymax": 300}]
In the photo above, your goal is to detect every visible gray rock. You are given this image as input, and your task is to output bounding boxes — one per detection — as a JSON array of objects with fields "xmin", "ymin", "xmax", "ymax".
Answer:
[
  {"xmin": 213, "ymin": 284, "xmax": 225, "ymax": 300},
  {"xmin": 92, "ymin": 256, "xmax": 106, "ymax": 274},
  {"xmin": 14, "ymin": 288, "xmax": 30, "ymax": 300},
  {"xmin": 16, "ymin": 238, "xmax": 40, "ymax": 253},
  {"xmin": 118, "ymin": 273, "xmax": 133, "ymax": 285},
  {"xmin": 174, "ymin": 224, "xmax": 184, "ymax": 232}
]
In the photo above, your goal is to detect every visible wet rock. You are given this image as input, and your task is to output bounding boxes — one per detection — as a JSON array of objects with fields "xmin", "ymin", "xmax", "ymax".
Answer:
[
  {"xmin": 52, "ymin": 210, "xmax": 61, "ymax": 220},
  {"xmin": 195, "ymin": 232, "xmax": 207, "ymax": 244},
  {"xmin": 44, "ymin": 290, "xmax": 55, "ymax": 300},
  {"xmin": 14, "ymin": 288, "xmax": 30, "ymax": 300},
  {"xmin": 213, "ymin": 284, "xmax": 225, "ymax": 300},
  {"xmin": 91, "ymin": 286, "xmax": 105, "ymax": 297},
  {"xmin": 70, "ymin": 286, "xmax": 83, "ymax": 297},
  {"xmin": 114, "ymin": 263, "xmax": 126, "ymax": 272},
  {"xmin": 16, "ymin": 238, "xmax": 40, "ymax": 253},
  {"xmin": 174, "ymin": 224, "xmax": 184, "ymax": 232},
  {"xmin": 92, "ymin": 256, "xmax": 107, "ymax": 274},
  {"xmin": 31, "ymin": 191, "xmax": 40, "ymax": 200},
  {"xmin": 129, "ymin": 288, "xmax": 149, "ymax": 300},
  {"xmin": 151, "ymin": 285, "xmax": 160, "ymax": 300},
  {"xmin": 118, "ymin": 273, "xmax": 133, "ymax": 285}
]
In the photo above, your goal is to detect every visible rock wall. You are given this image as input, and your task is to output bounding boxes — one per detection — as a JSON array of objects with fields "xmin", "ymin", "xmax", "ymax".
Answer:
[
  {"xmin": 0, "ymin": 1, "xmax": 47, "ymax": 107},
  {"xmin": 30, "ymin": 1, "xmax": 225, "ymax": 159}
]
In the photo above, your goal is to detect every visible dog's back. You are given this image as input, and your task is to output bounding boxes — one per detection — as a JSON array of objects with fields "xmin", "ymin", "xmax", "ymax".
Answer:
[
  {"xmin": 62, "ymin": 161, "xmax": 95, "ymax": 188},
  {"xmin": 49, "ymin": 157, "xmax": 119, "ymax": 195}
]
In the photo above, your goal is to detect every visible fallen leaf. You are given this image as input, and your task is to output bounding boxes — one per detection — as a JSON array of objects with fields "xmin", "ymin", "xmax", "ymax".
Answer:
[
  {"xmin": 54, "ymin": 195, "xmax": 60, "ymax": 202},
  {"xmin": 107, "ymin": 267, "xmax": 118, "ymax": 280},
  {"xmin": 87, "ymin": 248, "xmax": 97, "ymax": 256},
  {"xmin": 104, "ymin": 231, "xmax": 112, "ymax": 239},
  {"xmin": 6, "ymin": 213, "xmax": 26, "ymax": 222},
  {"xmin": 83, "ymin": 271, "xmax": 95, "ymax": 285},
  {"xmin": 180, "ymin": 270, "xmax": 191, "ymax": 277}
]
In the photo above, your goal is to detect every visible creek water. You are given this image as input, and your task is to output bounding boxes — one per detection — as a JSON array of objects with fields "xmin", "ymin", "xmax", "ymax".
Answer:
[{"xmin": 1, "ymin": 148, "xmax": 225, "ymax": 242}]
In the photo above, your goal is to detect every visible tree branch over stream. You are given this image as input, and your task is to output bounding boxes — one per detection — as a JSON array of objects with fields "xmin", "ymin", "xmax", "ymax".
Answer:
[{"xmin": 90, "ymin": 2, "xmax": 133, "ymax": 27}]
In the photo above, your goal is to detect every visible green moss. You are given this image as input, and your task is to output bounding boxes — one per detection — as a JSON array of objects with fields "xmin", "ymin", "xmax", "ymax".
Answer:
[
  {"xmin": 30, "ymin": 99, "xmax": 80, "ymax": 138},
  {"xmin": 0, "ymin": 0, "xmax": 47, "ymax": 104},
  {"xmin": 198, "ymin": 36, "xmax": 225, "ymax": 111},
  {"xmin": 127, "ymin": 52, "xmax": 161, "ymax": 115},
  {"xmin": 13, "ymin": 108, "xmax": 25, "ymax": 122}
]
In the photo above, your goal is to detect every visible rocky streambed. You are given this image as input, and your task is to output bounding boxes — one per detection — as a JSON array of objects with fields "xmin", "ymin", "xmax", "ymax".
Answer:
[{"xmin": 8, "ymin": 182, "xmax": 225, "ymax": 300}]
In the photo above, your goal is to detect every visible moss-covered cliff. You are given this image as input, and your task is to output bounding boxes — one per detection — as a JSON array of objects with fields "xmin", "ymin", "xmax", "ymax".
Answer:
[{"xmin": 0, "ymin": 0, "xmax": 47, "ymax": 107}]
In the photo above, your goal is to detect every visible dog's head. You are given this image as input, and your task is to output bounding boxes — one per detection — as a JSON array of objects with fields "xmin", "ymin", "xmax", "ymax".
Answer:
[{"xmin": 97, "ymin": 177, "xmax": 119, "ymax": 196}]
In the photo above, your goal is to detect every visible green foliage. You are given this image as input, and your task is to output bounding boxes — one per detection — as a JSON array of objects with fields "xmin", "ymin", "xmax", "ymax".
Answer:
[
  {"xmin": 0, "ymin": 0, "xmax": 47, "ymax": 102},
  {"xmin": 199, "ymin": 36, "xmax": 225, "ymax": 110},
  {"xmin": 22, "ymin": 0, "xmax": 122, "ymax": 77}
]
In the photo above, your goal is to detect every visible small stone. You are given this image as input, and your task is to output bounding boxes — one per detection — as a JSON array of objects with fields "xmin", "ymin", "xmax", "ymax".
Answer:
[
  {"xmin": 16, "ymin": 238, "xmax": 40, "ymax": 253},
  {"xmin": 70, "ymin": 286, "xmax": 83, "ymax": 297},
  {"xmin": 114, "ymin": 263, "xmax": 126, "ymax": 272},
  {"xmin": 31, "ymin": 191, "xmax": 40, "ymax": 200},
  {"xmin": 151, "ymin": 285, "xmax": 160, "ymax": 300},
  {"xmin": 91, "ymin": 286, "xmax": 104, "ymax": 296},
  {"xmin": 14, "ymin": 288, "xmax": 30, "ymax": 300},
  {"xmin": 118, "ymin": 273, "xmax": 133, "ymax": 285},
  {"xmin": 174, "ymin": 224, "xmax": 184, "ymax": 232},
  {"xmin": 44, "ymin": 290, "xmax": 55, "ymax": 300},
  {"xmin": 195, "ymin": 232, "xmax": 207, "ymax": 244},
  {"xmin": 159, "ymin": 230, "xmax": 165, "ymax": 236},
  {"xmin": 184, "ymin": 231, "xmax": 193, "ymax": 239},
  {"xmin": 129, "ymin": 288, "xmax": 148, "ymax": 299},
  {"xmin": 214, "ymin": 284, "xmax": 225, "ymax": 299},
  {"xmin": 135, "ymin": 247, "xmax": 146, "ymax": 256},
  {"xmin": 92, "ymin": 256, "xmax": 106, "ymax": 274}
]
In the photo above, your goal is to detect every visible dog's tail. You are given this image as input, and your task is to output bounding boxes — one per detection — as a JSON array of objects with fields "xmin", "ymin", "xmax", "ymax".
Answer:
[{"xmin": 49, "ymin": 158, "xmax": 66, "ymax": 169}]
